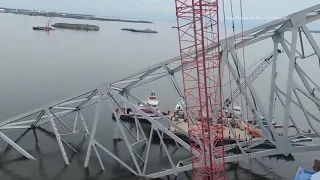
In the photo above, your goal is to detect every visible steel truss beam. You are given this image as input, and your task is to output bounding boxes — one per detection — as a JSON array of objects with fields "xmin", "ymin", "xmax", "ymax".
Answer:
[{"xmin": 0, "ymin": 4, "xmax": 320, "ymax": 179}]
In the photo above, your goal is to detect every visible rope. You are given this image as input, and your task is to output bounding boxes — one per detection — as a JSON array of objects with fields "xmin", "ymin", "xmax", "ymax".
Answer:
[
  {"xmin": 228, "ymin": 0, "xmax": 245, "ymax": 128},
  {"xmin": 238, "ymin": 0, "xmax": 254, "ymax": 177},
  {"xmin": 221, "ymin": 0, "xmax": 235, "ymax": 165}
]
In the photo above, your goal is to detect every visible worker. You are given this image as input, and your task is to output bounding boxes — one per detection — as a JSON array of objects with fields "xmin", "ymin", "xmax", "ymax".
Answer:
[
  {"xmin": 177, "ymin": 106, "xmax": 184, "ymax": 120},
  {"xmin": 311, "ymin": 160, "xmax": 320, "ymax": 179},
  {"xmin": 225, "ymin": 98, "xmax": 231, "ymax": 107}
]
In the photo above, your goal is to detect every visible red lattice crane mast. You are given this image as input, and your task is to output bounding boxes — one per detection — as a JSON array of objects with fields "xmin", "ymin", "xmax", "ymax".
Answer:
[{"xmin": 174, "ymin": 0, "xmax": 225, "ymax": 179}]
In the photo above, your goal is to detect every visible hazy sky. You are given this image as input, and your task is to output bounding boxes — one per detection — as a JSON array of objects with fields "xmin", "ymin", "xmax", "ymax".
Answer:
[{"xmin": 0, "ymin": 0, "xmax": 319, "ymax": 23}]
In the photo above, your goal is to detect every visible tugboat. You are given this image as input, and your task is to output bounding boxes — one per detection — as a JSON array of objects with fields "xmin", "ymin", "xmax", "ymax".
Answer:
[
  {"xmin": 32, "ymin": 26, "xmax": 55, "ymax": 31},
  {"xmin": 33, "ymin": 16, "xmax": 54, "ymax": 31}
]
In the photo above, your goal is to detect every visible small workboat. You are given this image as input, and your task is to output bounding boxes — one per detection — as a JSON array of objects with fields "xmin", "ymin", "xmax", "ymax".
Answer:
[
  {"xmin": 33, "ymin": 16, "xmax": 54, "ymax": 31},
  {"xmin": 32, "ymin": 26, "xmax": 55, "ymax": 31}
]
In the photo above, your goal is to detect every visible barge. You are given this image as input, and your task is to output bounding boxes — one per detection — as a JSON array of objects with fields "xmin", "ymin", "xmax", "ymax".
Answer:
[
  {"xmin": 155, "ymin": 102, "xmax": 313, "ymax": 146},
  {"xmin": 121, "ymin": 28, "xmax": 158, "ymax": 33},
  {"xmin": 51, "ymin": 23, "xmax": 100, "ymax": 31},
  {"xmin": 113, "ymin": 94, "xmax": 313, "ymax": 147}
]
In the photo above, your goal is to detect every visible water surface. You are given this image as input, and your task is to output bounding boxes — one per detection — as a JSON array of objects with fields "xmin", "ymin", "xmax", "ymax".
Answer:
[{"xmin": 1, "ymin": 13, "xmax": 320, "ymax": 180}]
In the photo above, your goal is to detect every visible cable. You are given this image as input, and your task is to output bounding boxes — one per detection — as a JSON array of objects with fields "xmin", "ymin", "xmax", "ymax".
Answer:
[
  {"xmin": 226, "ymin": 0, "xmax": 243, "ymax": 164},
  {"xmin": 238, "ymin": 0, "xmax": 254, "ymax": 177},
  {"xmin": 222, "ymin": 0, "xmax": 238, "ymax": 164}
]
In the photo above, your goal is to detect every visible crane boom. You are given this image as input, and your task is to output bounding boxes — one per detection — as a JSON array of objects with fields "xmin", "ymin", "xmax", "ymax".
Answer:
[
  {"xmin": 174, "ymin": 0, "xmax": 225, "ymax": 179},
  {"xmin": 225, "ymin": 49, "xmax": 283, "ymax": 107}
]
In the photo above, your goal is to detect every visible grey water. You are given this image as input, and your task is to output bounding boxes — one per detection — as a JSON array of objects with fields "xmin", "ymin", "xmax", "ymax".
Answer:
[{"xmin": 1, "ymin": 13, "xmax": 320, "ymax": 180}]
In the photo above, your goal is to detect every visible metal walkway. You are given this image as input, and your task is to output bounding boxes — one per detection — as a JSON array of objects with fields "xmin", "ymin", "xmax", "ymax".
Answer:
[{"xmin": 1, "ymin": 4, "xmax": 320, "ymax": 179}]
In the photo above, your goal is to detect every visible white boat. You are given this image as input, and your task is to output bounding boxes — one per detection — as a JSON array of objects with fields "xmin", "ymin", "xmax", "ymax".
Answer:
[
  {"xmin": 147, "ymin": 91, "xmax": 159, "ymax": 107},
  {"xmin": 137, "ymin": 92, "xmax": 161, "ymax": 114},
  {"xmin": 233, "ymin": 104, "xmax": 242, "ymax": 118}
]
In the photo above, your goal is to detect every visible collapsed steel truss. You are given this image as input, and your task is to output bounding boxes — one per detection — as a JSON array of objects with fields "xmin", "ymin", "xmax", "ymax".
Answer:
[{"xmin": 1, "ymin": 4, "xmax": 320, "ymax": 179}]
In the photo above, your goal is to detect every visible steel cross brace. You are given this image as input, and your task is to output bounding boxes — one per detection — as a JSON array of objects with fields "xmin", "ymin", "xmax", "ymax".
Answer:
[
  {"xmin": 0, "ymin": 131, "xmax": 36, "ymax": 160},
  {"xmin": 221, "ymin": 39, "xmax": 278, "ymax": 145},
  {"xmin": 45, "ymin": 109, "xmax": 82, "ymax": 165},
  {"xmin": 145, "ymin": 144, "xmax": 320, "ymax": 178},
  {"xmin": 277, "ymin": 19, "xmax": 320, "ymax": 137},
  {"xmin": 84, "ymin": 86, "xmax": 194, "ymax": 177}
]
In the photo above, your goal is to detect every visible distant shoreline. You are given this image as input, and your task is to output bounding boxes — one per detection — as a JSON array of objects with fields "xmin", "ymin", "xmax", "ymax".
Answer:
[{"xmin": 0, "ymin": 7, "xmax": 154, "ymax": 24}]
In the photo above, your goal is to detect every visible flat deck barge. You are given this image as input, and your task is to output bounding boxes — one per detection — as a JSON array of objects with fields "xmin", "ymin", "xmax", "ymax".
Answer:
[{"xmin": 51, "ymin": 23, "xmax": 99, "ymax": 31}]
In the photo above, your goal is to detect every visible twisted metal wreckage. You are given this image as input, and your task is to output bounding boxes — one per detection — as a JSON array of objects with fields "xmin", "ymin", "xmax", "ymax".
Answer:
[{"xmin": 1, "ymin": 4, "xmax": 320, "ymax": 179}]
